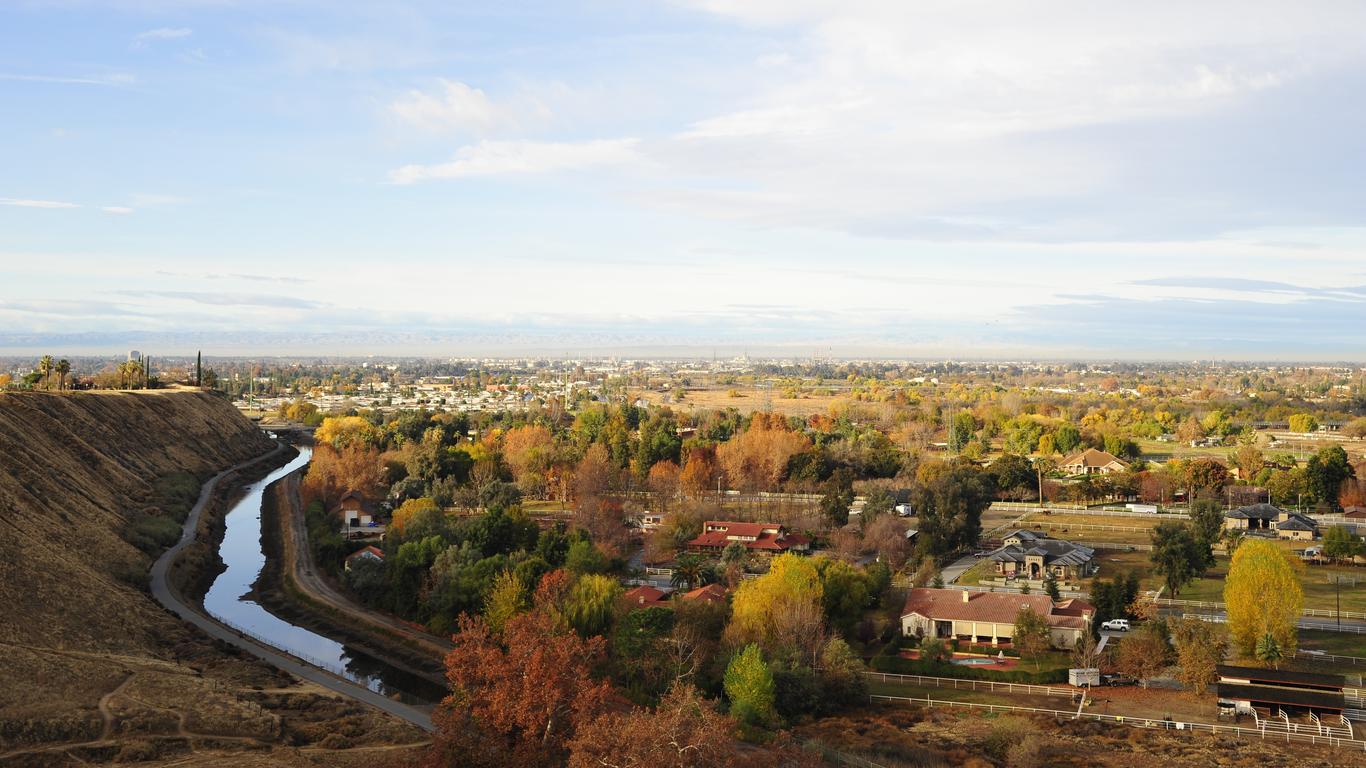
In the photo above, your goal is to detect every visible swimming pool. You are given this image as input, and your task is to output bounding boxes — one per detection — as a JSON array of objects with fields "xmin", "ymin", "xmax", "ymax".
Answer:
[{"xmin": 952, "ymin": 657, "xmax": 998, "ymax": 666}]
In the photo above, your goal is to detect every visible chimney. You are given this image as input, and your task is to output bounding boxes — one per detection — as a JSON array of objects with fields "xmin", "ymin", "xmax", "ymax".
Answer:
[{"xmin": 961, "ymin": 590, "xmax": 970, "ymax": 603}]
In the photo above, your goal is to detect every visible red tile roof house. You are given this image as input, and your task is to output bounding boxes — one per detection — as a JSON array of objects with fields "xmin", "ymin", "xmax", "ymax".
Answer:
[
  {"xmin": 622, "ymin": 585, "xmax": 669, "ymax": 608},
  {"xmin": 344, "ymin": 545, "xmax": 384, "ymax": 571},
  {"xmin": 680, "ymin": 583, "xmax": 728, "ymax": 604},
  {"xmin": 900, "ymin": 588, "xmax": 1094, "ymax": 649},
  {"xmin": 686, "ymin": 521, "xmax": 811, "ymax": 556}
]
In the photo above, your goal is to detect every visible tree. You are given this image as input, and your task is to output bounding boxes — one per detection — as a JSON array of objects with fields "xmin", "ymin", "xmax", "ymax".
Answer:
[
  {"xmin": 1114, "ymin": 624, "xmax": 1172, "ymax": 688},
  {"xmin": 1149, "ymin": 521, "xmax": 1206, "ymax": 596},
  {"xmin": 1306, "ymin": 445, "xmax": 1355, "ymax": 511},
  {"xmin": 819, "ymin": 473, "xmax": 854, "ymax": 528},
  {"xmin": 38, "ymin": 355, "xmax": 53, "ymax": 390},
  {"xmin": 1176, "ymin": 415, "xmax": 1205, "ymax": 444},
  {"xmin": 727, "ymin": 553, "xmax": 824, "ymax": 658},
  {"xmin": 1224, "ymin": 539, "xmax": 1303, "ymax": 660},
  {"xmin": 670, "ymin": 553, "xmax": 709, "ymax": 590},
  {"xmin": 679, "ymin": 446, "xmax": 720, "ymax": 498},
  {"xmin": 723, "ymin": 644, "xmax": 775, "ymax": 726},
  {"xmin": 911, "ymin": 459, "xmax": 994, "ymax": 561},
  {"xmin": 564, "ymin": 573, "xmax": 623, "ymax": 637},
  {"xmin": 948, "ymin": 411, "xmax": 978, "ymax": 453},
  {"xmin": 861, "ymin": 487, "xmax": 895, "ymax": 523},
  {"xmin": 566, "ymin": 683, "xmax": 740, "ymax": 768},
  {"xmin": 1288, "ymin": 413, "xmax": 1319, "ymax": 434},
  {"xmin": 1012, "ymin": 607, "xmax": 1052, "ymax": 670},
  {"xmin": 1053, "ymin": 423, "xmax": 1082, "ymax": 454},
  {"xmin": 716, "ymin": 420, "xmax": 810, "ymax": 492},
  {"xmin": 1042, "ymin": 571, "xmax": 1060, "ymax": 600},
  {"xmin": 391, "ymin": 497, "xmax": 439, "ymax": 538},
  {"xmin": 819, "ymin": 560, "xmax": 872, "ymax": 634},
  {"xmin": 484, "ymin": 570, "xmax": 529, "ymax": 635},
  {"xmin": 55, "ymin": 358, "xmax": 70, "ymax": 391},
  {"xmin": 1183, "ymin": 457, "xmax": 1230, "ymax": 497},
  {"xmin": 1323, "ymin": 525, "xmax": 1365, "ymax": 563},
  {"xmin": 431, "ymin": 609, "xmax": 612, "ymax": 767},
  {"xmin": 502, "ymin": 425, "xmax": 555, "ymax": 497},
  {"xmin": 1171, "ymin": 617, "xmax": 1227, "ymax": 695},
  {"xmin": 1255, "ymin": 632, "xmax": 1283, "ymax": 670}
]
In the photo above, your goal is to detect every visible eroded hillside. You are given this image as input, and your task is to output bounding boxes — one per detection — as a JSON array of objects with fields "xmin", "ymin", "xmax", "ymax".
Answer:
[{"xmin": 0, "ymin": 390, "xmax": 421, "ymax": 765}]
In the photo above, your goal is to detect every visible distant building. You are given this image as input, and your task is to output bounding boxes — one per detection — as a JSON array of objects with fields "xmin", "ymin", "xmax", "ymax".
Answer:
[
  {"xmin": 333, "ymin": 490, "xmax": 373, "ymax": 527},
  {"xmin": 986, "ymin": 530, "xmax": 1096, "ymax": 581},
  {"xmin": 1058, "ymin": 448, "xmax": 1129, "ymax": 476},
  {"xmin": 900, "ymin": 588, "xmax": 1093, "ymax": 649},
  {"xmin": 1216, "ymin": 665, "xmax": 1345, "ymax": 718},
  {"xmin": 622, "ymin": 585, "xmax": 668, "ymax": 608},
  {"xmin": 686, "ymin": 521, "xmax": 810, "ymax": 555}
]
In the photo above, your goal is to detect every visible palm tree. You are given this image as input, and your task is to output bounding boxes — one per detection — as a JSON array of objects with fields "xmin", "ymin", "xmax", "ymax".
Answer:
[
  {"xmin": 55, "ymin": 359, "xmax": 70, "ymax": 391},
  {"xmin": 1255, "ymin": 632, "xmax": 1282, "ymax": 670},
  {"xmin": 38, "ymin": 355, "xmax": 53, "ymax": 390},
  {"xmin": 670, "ymin": 553, "xmax": 709, "ymax": 591}
]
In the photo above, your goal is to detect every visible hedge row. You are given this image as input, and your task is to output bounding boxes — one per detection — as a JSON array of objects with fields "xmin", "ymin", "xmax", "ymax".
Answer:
[{"xmin": 868, "ymin": 653, "xmax": 1068, "ymax": 685}]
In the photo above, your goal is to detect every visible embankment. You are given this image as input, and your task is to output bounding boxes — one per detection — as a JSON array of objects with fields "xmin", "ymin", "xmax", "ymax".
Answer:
[
  {"xmin": 0, "ymin": 390, "xmax": 423, "ymax": 764},
  {"xmin": 253, "ymin": 472, "xmax": 448, "ymax": 685}
]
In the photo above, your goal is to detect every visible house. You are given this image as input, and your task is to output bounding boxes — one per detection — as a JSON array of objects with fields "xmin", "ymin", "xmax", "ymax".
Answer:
[
  {"xmin": 679, "ymin": 583, "xmax": 728, "ymax": 604},
  {"xmin": 634, "ymin": 512, "xmax": 665, "ymax": 531},
  {"xmin": 1225, "ymin": 502, "xmax": 1279, "ymax": 532},
  {"xmin": 900, "ymin": 588, "xmax": 1093, "ymax": 649},
  {"xmin": 686, "ymin": 521, "xmax": 810, "ymax": 555},
  {"xmin": 986, "ymin": 530, "xmax": 1097, "ymax": 581},
  {"xmin": 333, "ymin": 490, "xmax": 373, "ymax": 527},
  {"xmin": 1341, "ymin": 506, "xmax": 1366, "ymax": 520},
  {"xmin": 344, "ymin": 545, "xmax": 384, "ymax": 571},
  {"xmin": 1216, "ymin": 665, "xmax": 1345, "ymax": 718},
  {"xmin": 1058, "ymin": 448, "xmax": 1129, "ymax": 476},
  {"xmin": 1224, "ymin": 503, "xmax": 1318, "ymax": 539},
  {"xmin": 622, "ymin": 585, "xmax": 668, "ymax": 608},
  {"xmin": 1274, "ymin": 510, "xmax": 1318, "ymax": 540}
]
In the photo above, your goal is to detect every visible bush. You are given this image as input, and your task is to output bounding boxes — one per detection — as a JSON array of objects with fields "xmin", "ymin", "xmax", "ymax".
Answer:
[
  {"xmin": 151, "ymin": 472, "xmax": 201, "ymax": 522},
  {"xmin": 869, "ymin": 653, "xmax": 1067, "ymax": 685},
  {"xmin": 984, "ymin": 716, "xmax": 1037, "ymax": 760},
  {"xmin": 123, "ymin": 513, "xmax": 182, "ymax": 554}
]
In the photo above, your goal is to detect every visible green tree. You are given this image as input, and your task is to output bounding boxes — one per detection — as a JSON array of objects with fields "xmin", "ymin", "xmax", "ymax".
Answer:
[
  {"xmin": 1042, "ymin": 571, "xmax": 1060, "ymax": 600},
  {"xmin": 1255, "ymin": 632, "xmax": 1283, "ymax": 670},
  {"xmin": 1322, "ymin": 525, "xmax": 1365, "ymax": 563},
  {"xmin": 670, "ymin": 552, "xmax": 709, "ymax": 590},
  {"xmin": 724, "ymin": 644, "xmax": 775, "ymax": 726},
  {"xmin": 948, "ymin": 411, "xmax": 978, "ymax": 453},
  {"xmin": 1149, "ymin": 521, "xmax": 1206, "ymax": 596},
  {"xmin": 55, "ymin": 358, "xmax": 70, "ymax": 391},
  {"xmin": 1306, "ymin": 445, "xmax": 1355, "ymax": 511},
  {"xmin": 819, "ymin": 560, "xmax": 872, "ymax": 634},
  {"xmin": 38, "ymin": 355, "xmax": 53, "ymax": 390},
  {"xmin": 564, "ymin": 539, "xmax": 610, "ymax": 575},
  {"xmin": 1012, "ymin": 606, "xmax": 1051, "ymax": 670},
  {"xmin": 484, "ymin": 569, "xmax": 529, "ymax": 635},
  {"xmin": 1053, "ymin": 424, "xmax": 1082, "ymax": 454},
  {"xmin": 564, "ymin": 573, "xmax": 623, "ymax": 637},
  {"xmin": 861, "ymin": 487, "xmax": 895, "ymax": 523}
]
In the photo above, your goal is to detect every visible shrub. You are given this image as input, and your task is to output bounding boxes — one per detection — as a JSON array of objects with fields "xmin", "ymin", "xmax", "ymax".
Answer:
[
  {"xmin": 984, "ymin": 716, "xmax": 1037, "ymax": 760},
  {"xmin": 123, "ymin": 513, "xmax": 182, "ymax": 554},
  {"xmin": 869, "ymin": 653, "xmax": 1067, "ymax": 685}
]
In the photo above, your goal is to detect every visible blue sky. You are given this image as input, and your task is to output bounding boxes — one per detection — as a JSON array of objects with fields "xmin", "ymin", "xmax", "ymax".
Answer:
[{"xmin": 3, "ymin": 0, "xmax": 1366, "ymax": 358}]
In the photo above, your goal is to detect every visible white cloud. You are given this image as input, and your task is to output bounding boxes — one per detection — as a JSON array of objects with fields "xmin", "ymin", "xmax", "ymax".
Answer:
[
  {"xmin": 102, "ymin": 206, "xmax": 135, "ymax": 214},
  {"xmin": 132, "ymin": 27, "xmax": 192, "ymax": 49},
  {"xmin": 0, "ymin": 197, "xmax": 81, "ymax": 209},
  {"xmin": 0, "ymin": 73, "xmax": 135, "ymax": 86},
  {"xmin": 389, "ymin": 138, "xmax": 641, "ymax": 184},
  {"xmin": 389, "ymin": 80, "xmax": 527, "ymax": 134}
]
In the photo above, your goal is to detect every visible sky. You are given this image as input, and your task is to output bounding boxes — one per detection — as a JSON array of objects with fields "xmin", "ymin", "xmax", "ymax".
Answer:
[{"xmin": 3, "ymin": 0, "xmax": 1366, "ymax": 359}]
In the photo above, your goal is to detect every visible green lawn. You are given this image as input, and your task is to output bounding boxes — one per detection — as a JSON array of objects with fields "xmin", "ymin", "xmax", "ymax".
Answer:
[
  {"xmin": 1169, "ymin": 559, "xmax": 1366, "ymax": 614},
  {"xmin": 1296, "ymin": 629, "xmax": 1366, "ymax": 657}
]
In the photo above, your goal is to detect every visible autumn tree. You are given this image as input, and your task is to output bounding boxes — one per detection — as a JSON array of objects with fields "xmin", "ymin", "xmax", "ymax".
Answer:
[
  {"xmin": 484, "ymin": 570, "xmax": 529, "ymax": 636},
  {"xmin": 391, "ymin": 497, "xmax": 438, "ymax": 537},
  {"xmin": 1288, "ymin": 413, "xmax": 1319, "ymax": 434},
  {"xmin": 1114, "ymin": 623, "xmax": 1172, "ymax": 688},
  {"xmin": 724, "ymin": 644, "xmax": 775, "ymax": 726},
  {"xmin": 315, "ymin": 415, "xmax": 380, "ymax": 450},
  {"xmin": 647, "ymin": 459, "xmax": 681, "ymax": 512},
  {"xmin": 573, "ymin": 444, "xmax": 629, "ymax": 554},
  {"xmin": 716, "ymin": 420, "xmax": 811, "ymax": 492},
  {"xmin": 1224, "ymin": 539, "xmax": 1303, "ymax": 660},
  {"xmin": 431, "ymin": 607, "xmax": 612, "ymax": 767},
  {"xmin": 564, "ymin": 573, "xmax": 624, "ymax": 637},
  {"xmin": 727, "ymin": 553, "xmax": 823, "ymax": 659},
  {"xmin": 680, "ymin": 445, "xmax": 721, "ymax": 498},
  {"xmin": 566, "ymin": 683, "xmax": 740, "ymax": 768},
  {"xmin": 502, "ymin": 424, "xmax": 555, "ymax": 498},
  {"xmin": 1171, "ymin": 617, "xmax": 1227, "ymax": 695},
  {"xmin": 301, "ymin": 444, "xmax": 385, "ymax": 509}
]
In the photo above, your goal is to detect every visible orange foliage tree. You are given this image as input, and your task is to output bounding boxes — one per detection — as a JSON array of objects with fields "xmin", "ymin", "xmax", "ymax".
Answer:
[
  {"xmin": 300, "ymin": 444, "xmax": 385, "ymax": 509},
  {"xmin": 502, "ymin": 425, "xmax": 555, "ymax": 498},
  {"xmin": 716, "ymin": 418, "xmax": 811, "ymax": 492},
  {"xmin": 680, "ymin": 445, "xmax": 721, "ymax": 498},
  {"xmin": 566, "ymin": 683, "xmax": 741, "ymax": 768},
  {"xmin": 428, "ymin": 574, "xmax": 612, "ymax": 768}
]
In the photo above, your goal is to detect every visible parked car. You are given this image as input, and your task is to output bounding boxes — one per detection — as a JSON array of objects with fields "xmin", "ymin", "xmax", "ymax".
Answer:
[
  {"xmin": 1100, "ymin": 619, "xmax": 1130, "ymax": 632},
  {"xmin": 1101, "ymin": 673, "xmax": 1137, "ymax": 687},
  {"xmin": 972, "ymin": 551, "xmax": 989, "ymax": 558}
]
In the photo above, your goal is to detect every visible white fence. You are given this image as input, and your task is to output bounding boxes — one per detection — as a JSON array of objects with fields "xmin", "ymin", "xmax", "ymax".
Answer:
[
  {"xmin": 863, "ymin": 671, "xmax": 1073, "ymax": 698},
  {"xmin": 1160, "ymin": 597, "xmax": 1366, "ymax": 622},
  {"xmin": 994, "ymin": 503, "xmax": 1191, "ymax": 519},
  {"xmin": 869, "ymin": 694, "xmax": 1366, "ymax": 752},
  {"xmin": 1183, "ymin": 613, "xmax": 1366, "ymax": 635}
]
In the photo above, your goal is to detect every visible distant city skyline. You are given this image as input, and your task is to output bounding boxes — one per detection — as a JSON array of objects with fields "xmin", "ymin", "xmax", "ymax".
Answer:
[{"xmin": 3, "ymin": 2, "xmax": 1366, "ymax": 359}]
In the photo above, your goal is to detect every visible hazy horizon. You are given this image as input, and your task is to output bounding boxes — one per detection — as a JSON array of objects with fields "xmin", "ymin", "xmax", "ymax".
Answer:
[{"xmin": 4, "ymin": 1, "xmax": 1366, "ymax": 359}]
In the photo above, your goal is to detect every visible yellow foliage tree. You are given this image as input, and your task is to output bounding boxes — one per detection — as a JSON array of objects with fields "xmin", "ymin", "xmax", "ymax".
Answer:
[
  {"xmin": 726, "ymin": 553, "xmax": 823, "ymax": 653},
  {"xmin": 315, "ymin": 416, "xmax": 379, "ymax": 450},
  {"xmin": 391, "ymin": 497, "xmax": 438, "ymax": 537},
  {"xmin": 1224, "ymin": 538, "xmax": 1303, "ymax": 660}
]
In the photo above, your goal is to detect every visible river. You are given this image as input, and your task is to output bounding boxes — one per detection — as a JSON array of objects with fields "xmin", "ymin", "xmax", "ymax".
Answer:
[{"xmin": 202, "ymin": 446, "xmax": 445, "ymax": 704}]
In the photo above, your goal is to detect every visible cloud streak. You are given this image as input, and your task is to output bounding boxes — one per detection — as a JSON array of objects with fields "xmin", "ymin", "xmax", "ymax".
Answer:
[{"xmin": 389, "ymin": 138, "xmax": 641, "ymax": 183}]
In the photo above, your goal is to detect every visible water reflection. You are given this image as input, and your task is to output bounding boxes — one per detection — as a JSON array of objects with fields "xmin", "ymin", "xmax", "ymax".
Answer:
[{"xmin": 203, "ymin": 446, "xmax": 444, "ymax": 704}]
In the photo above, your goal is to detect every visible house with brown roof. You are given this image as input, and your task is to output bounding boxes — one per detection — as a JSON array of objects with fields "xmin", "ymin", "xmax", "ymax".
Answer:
[
  {"xmin": 900, "ymin": 588, "xmax": 1093, "ymax": 649},
  {"xmin": 686, "ymin": 521, "xmax": 810, "ymax": 556},
  {"xmin": 344, "ymin": 545, "xmax": 384, "ymax": 571},
  {"xmin": 622, "ymin": 585, "xmax": 668, "ymax": 608},
  {"xmin": 679, "ymin": 583, "xmax": 728, "ymax": 604},
  {"xmin": 1059, "ymin": 448, "xmax": 1129, "ymax": 476}
]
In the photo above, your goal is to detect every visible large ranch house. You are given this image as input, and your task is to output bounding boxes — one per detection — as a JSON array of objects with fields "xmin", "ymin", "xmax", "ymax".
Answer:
[
  {"xmin": 1224, "ymin": 503, "xmax": 1319, "ymax": 541},
  {"xmin": 686, "ymin": 520, "xmax": 811, "ymax": 556},
  {"xmin": 986, "ymin": 530, "xmax": 1097, "ymax": 583},
  {"xmin": 901, "ymin": 588, "xmax": 1094, "ymax": 649},
  {"xmin": 1058, "ymin": 448, "xmax": 1129, "ymax": 476}
]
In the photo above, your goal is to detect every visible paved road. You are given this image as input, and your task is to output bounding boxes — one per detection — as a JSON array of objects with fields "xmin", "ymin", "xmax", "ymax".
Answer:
[
  {"xmin": 276, "ymin": 467, "xmax": 453, "ymax": 661},
  {"xmin": 149, "ymin": 444, "xmax": 435, "ymax": 732},
  {"xmin": 939, "ymin": 554, "xmax": 981, "ymax": 584}
]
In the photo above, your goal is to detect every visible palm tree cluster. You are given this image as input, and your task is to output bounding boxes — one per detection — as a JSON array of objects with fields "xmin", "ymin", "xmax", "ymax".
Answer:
[
  {"xmin": 35, "ymin": 356, "xmax": 73, "ymax": 390},
  {"xmin": 117, "ymin": 360, "xmax": 146, "ymax": 390}
]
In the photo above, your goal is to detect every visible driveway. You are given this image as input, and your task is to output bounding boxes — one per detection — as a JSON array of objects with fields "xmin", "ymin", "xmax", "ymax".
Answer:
[{"xmin": 940, "ymin": 554, "xmax": 981, "ymax": 584}]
